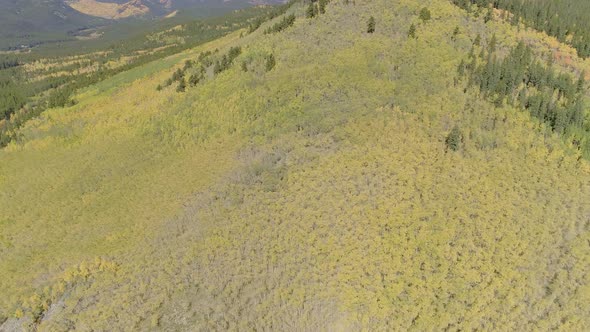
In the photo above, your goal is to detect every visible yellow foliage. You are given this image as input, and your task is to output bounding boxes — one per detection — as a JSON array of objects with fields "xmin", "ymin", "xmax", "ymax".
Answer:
[
  {"xmin": 67, "ymin": 0, "xmax": 149, "ymax": 20},
  {"xmin": 1, "ymin": 0, "xmax": 590, "ymax": 330}
]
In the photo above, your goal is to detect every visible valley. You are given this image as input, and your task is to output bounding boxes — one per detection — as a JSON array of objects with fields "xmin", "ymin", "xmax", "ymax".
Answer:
[{"xmin": 0, "ymin": 0, "xmax": 286, "ymax": 50}]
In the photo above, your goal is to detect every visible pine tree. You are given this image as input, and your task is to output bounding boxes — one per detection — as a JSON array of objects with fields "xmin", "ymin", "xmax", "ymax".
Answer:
[
  {"xmin": 265, "ymin": 14, "xmax": 296, "ymax": 34},
  {"xmin": 188, "ymin": 74, "xmax": 200, "ymax": 87},
  {"xmin": 172, "ymin": 68, "xmax": 184, "ymax": 81},
  {"xmin": 484, "ymin": 8, "xmax": 493, "ymax": 23},
  {"xmin": 367, "ymin": 16, "xmax": 376, "ymax": 33},
  {"xmin": 474, "ymin": 34, "xmax": 481, "ymax": 46},
  {"xmin": 265, "ymin": 54, "xmax": 276, "ymax": 72},
  {"xmin": 577, "ymin": 71, "xmax": 586, "ymax": 92},
  {"xmin": 408, "ymin": 23, "xmax": 416, "ymax": 39},
  {"xmin": 177, "ymin": 78, "xmax": 186, "ymax": 92},
  {"xmin": 457, "ymin": 59, "xmax": 466, "ymax": 77},
  {"xmin": 488, "ymin": 34, "xmax": 497, "ymax": 54},
  {"xmin": 319, "ymin": 0, "xmax": 328, "ymax": 14},
  {"xmin": 306, "ymin": 4, "xmax": 317, "ymax": 18},
  {"xmin": 452, "ymin": 26, "xmax": 460, "ymax": 40},
  {"xmin": 510, "ymin": 10, "xmax": 519, "ymax": 26},
  {"xmin": 213, "ymin": 60, "xmax": 222, "ymax": 75}
]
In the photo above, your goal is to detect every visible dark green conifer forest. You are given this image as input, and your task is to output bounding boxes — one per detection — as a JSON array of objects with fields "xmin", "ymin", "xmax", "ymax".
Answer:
[{"xmin": 452, "ymin": 0, "xmax": 590, "ymax": 57}]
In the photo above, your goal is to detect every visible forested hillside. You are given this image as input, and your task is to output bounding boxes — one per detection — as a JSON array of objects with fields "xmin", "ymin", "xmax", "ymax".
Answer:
[
  {"xmin": 453, "ymin": 0, "xmax": 590, "ymax": 57},
  {"xmin": 0, "ymin": 5, "xmax": 286, "ymax": 147},
  {"xmin": 1, "ymin": 0, "xmax": 590, "ymax": 330}
]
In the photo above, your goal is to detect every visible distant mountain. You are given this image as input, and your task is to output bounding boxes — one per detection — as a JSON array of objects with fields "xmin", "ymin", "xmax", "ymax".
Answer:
[
  {"xmin": 65, "ymin": 0, "xmax": 285, "ymax": 19},
  {"xmin": 0, "ymin": 0, "xmax": 285, "ymax": 49},
  {"xmin": 65, "ymin": 0, "xmax": 151, "ymax": 20},
  {"xmin": 0, "ymin": 0, "xmax": 106, "ymax": 47}
]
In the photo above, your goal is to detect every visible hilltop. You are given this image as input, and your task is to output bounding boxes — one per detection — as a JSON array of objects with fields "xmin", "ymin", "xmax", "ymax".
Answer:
[{"xmin": 1, "ymin": 0, "xmax": 590, "ymax": 330}]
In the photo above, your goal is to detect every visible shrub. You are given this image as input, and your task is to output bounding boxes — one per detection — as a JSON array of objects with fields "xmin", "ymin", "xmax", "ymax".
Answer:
[
  {"xmin": 419, "ymin": 7, "xmax": 431, "ymax": 22},
  {"xmin": 445, "ymin": 126, "xmax": 463, "ymax": 151}
]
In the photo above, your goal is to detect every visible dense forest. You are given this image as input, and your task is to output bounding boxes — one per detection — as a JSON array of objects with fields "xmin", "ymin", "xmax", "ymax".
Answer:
[
  {"xmin": 452, "ymin": 0, "xmax": 590, "ymax": 58},
  {"xmin": 458, "ymin": 36, "xmax": 590, "ymax": 156}
]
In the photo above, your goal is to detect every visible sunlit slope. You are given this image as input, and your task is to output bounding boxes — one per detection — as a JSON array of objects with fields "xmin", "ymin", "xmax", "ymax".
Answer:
[
  {"xmin": 2, "ymin": 0, "xmax": 590, "ymax": 330},
  {"xmin": 67, "ymin": 0, "xmax": 150, "ymax": 20},
  {"xmin": 0, "ymin": 33, "xmax": 245, "ymax": 323}
]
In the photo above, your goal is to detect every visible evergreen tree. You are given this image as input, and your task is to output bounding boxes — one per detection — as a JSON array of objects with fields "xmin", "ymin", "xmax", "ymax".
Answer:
[
  {"xmin": 306, "ymin": 4, "xmax": 317, "ymax": 18},
  {"xmin": 248, "ymin": 18, "xmax": 263, "ymax": 33},
  {"xmin": 510, "ymin": 10, "xmax": 519, "ymax": 26},
  {"xmin": 265, "ymin": 14, "xmax": 296, "ymax": 34},
  {"xmin": 172, "ymin": 68, "xmax": 184, "ymax": 81},
  {"xmin": 213, "ymin": 60, "xmax": 222, "ymax": 75},
  {"xmin": 459, "ymin": 36, "xmax": 587, "ymax": 143},
  {"xmin": 408, "ymin": 24, "xmax": 416, "ymax": 39},
  {"xmin": 419, "ymin": 7, "xmax": 431, "ymax": 22},
  {"xmin": 445, "ymin": 126, "xmax": 463, "ymax": 151},
  {"xmin": 367, "ymin": 16, "xmax": 376, "ymax": 33},
  {"xmin": 228, "ymin": 46, "xmax": 242, "ymax": 63},
  {"xmin": 319, "ymin": 0, "xmax": 328, "ymax": 14},
  {"xmin": 484, "ymin": 8, "xmax": 493, "ymax": 23},
  {"xmin": 47, "ymin": 87, "xmax": 74, "ymax": 108},
  {"xmin": 488, "ymin": 34, "xmax": 497, "ymax": 54},
  {"xmin": 457, "ymin": 59, "xmax": 466, "ymax": 77},
  {"xmin": 577, "ymin": 71, "xmax": 586, "ymax": 92},
  {"xmin": 266, "ymin": 54, "xmax": 276, "ymax": 72},
  {"xmin": 188, "ymin": 74, "xmax": 200, "ymax": 87},
  {"xmin": 451, "ymin": 0, "xmax": 590, "ymax": 58},
  {"xmin": 452, "ymin": 26, "xmax": 460, "ymax": 40},
  {"xmin": 0, "ymin": 80, "xmax": 25, "ymax": 119},
  {"xmin": 177, "ymin": 78, "xmax": 186, "ymax": 92},
  {"xmin": 474, "ymin": 34, "xmax": 481, "ymax": 46}
]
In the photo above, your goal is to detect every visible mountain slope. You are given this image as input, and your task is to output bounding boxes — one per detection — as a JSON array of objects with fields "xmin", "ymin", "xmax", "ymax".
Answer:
[
  {"xmin": 0, "ymin": 0, "xmax": 108, "ymax": 49},
  {"xmin": 65, "ymin": 0, "xmax": 151, "ymax": 20},
  {"xmin": 1, "ymin": 0, "xmax": 590, "ymax": 330}
]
